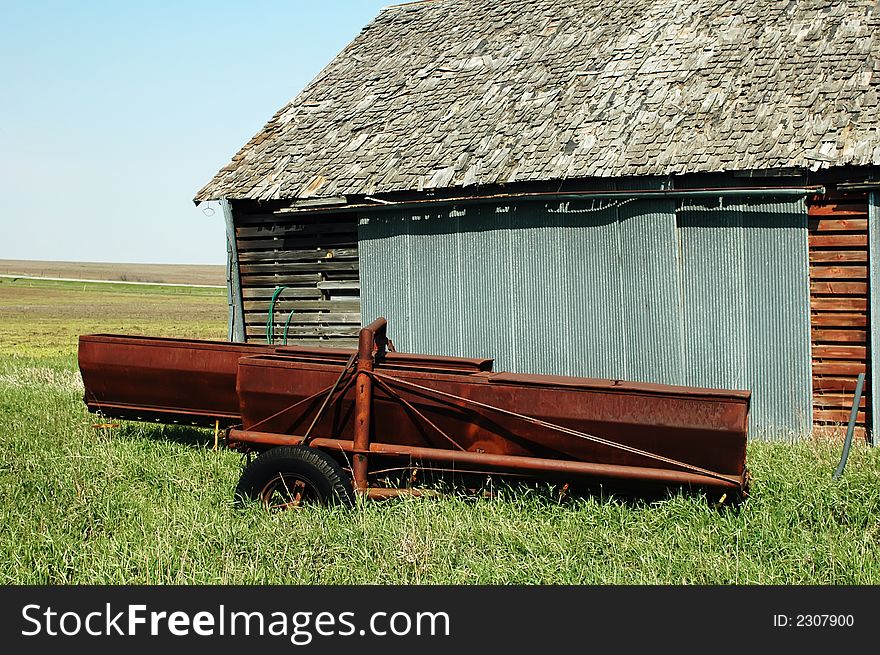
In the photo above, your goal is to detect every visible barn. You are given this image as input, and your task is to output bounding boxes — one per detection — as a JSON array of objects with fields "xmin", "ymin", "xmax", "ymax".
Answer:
[{"xmin": 194, "ymin": 0, "xmax": 880, "ymax": 441}]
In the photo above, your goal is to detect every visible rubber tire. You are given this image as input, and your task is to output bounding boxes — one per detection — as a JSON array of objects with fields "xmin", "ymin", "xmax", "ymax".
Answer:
[{"xmin": 234, "ymin": 445, "xmax": 355, "ymax": 508}]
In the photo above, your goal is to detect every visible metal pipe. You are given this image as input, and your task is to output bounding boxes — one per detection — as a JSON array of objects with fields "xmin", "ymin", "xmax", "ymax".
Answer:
[
  {"xmin": 352, "ymin": 317, "xmax": 387, "ymax": 493},
  {"xmin": 276, "ymin": 186, "xmax": 825, "ymax": 216},
  {"xmin": 835, "ymin": 182, "xmax": 880, "ymax": 191},
  {"xmin": 833, "ymin": 372, "xmax": 865, "ymax": 480},
  {"xmin": 227, "ymin": 430, "xmax": 744, "ymax": 492},
  {"xmin": 302, "ymin": 352, "xmax": 357, "ymax": 446}
]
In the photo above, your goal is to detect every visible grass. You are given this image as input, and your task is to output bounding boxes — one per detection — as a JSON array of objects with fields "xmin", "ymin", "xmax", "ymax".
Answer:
[
  {"xmin": 0, "ymin": 277, "xmax": 226, "ymax": 357},
  {"xmin": 1, "ymin": 277, "xmax": 879, "ymax": 584}
]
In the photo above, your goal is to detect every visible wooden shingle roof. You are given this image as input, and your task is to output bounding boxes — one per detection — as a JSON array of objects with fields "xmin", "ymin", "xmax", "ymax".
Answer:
[{"xmin": 195, "ymin": 0, "xmax": 880, "ymax": 202}]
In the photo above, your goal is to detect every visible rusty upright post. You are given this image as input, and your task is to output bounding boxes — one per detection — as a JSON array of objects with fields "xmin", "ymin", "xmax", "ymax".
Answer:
[{"xmin": 353, "ymin": 317, "xmax": 387, "ymax": 494}]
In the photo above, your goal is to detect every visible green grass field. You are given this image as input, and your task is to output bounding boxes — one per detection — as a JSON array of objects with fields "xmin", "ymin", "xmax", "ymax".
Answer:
[{"xmin": 1, "ymin": 276, "xmax": 879, "ymax": 584}]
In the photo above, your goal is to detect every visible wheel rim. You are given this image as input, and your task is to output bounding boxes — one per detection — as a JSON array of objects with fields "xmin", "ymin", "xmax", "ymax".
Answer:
[{"xmin": 258, "ymin": 473, "xmax": 324, "ymax": 511}]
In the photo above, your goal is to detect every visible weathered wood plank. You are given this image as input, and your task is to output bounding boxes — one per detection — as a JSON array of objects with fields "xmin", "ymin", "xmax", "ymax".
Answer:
[
  {"xmin": 244, "ymin": 312, "xmax": 362, "ymax": 324},
  {"xmin": 242, "ymin": 287, "xmax": 323, "ymax": 299},
  {"xmin": 237, "ymin": 235, "xmax": 358, "ymax": 252},
  {"xmin": 809, "ymin": 281, "xmax": 867, "ymax": 295},
  {"xmin": 807, "ymin": 250, "xmax": 868, "ymax": 263},
  {"xmin": 808, "ymin": 234, "xmax": 868, "ymax": 247},
  {"xmin": 813, "ymin": 409, "xmax": 866, "ymax": 424},
  {"xmin": 237, "ymin": 234, "xmax": 358, "ymax": 250},
  {"xmin": 238, "ymin": 221, "xmax": 356, "ymax": 238},
  {"xmin": 810, "ymin": 312, "xmax": 867, "ymax": 327},
  {"xmin": 236, "ymin": 220, "xmax": 355, "ymax": 238},
  {"xmin": 243, "ymin": 300, "xmax": 361, "ymax": 312},
  {"xmin": 808, "ymin": 218, "xmax": 868, "ymax": 232},
  {"xmin": 809, "ymin": 265, "xmax": 867, "ymax": 279},
  {"xmin": 238, "ymin": 248, "xmax": 358, "ymax": 263},
  {"xmin": 811, "ymin": 328, "xmax": 867, "ymax": 343},
  {"xmin": 810, "ymin": 297, "xmax": 867, "ymax": 311},
  {"xmin": 813, "ymin": 377, "xmax": 871, "ymax": 392},
  {"xmin": 239, "ymin": 273, "xmax": 322, "ymax": 285},
  {"xmin": 807, "ymin": 204, "xmax": 869, "ymax": 217},
  {"xmin": 245, "ymin": 325, "xmax": 362, "ymax": 338},
  {"xmin": 240, "ymin": 260, "xmax": 359, "ymax": 275},
  {"xmin": 234, "ymin": 212, "xmax": 355, "ymax": 227},
  {"xmin": 811, "ymin": 345, "xmax": 867, "ymax": 360},
  {"xmin": 317, "ymin": 280, "xmax": 360, "ymax": 290},
  {"xmin": 278, "ymin": 338, "xmax": 360, "ymax": 348},
  {"xmin": 811, "ymin": 361, "xmax": 868, "ymax": 375},
  {"xmin": 812, "ymin": 393, "xmax": 867, "ymax": 409}
]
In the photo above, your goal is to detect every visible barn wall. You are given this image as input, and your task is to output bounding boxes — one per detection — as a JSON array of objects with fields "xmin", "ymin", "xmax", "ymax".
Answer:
[
  {"xmin": 230, "ymin": 202, "xmax": 361, "ymax": 347},
  {"xmin": 677, "ymin": 199, "xmax": 812, "ymax": 439},
  {"xmin": 359, "ymin": 196, "xmax": 812, "ymax": 439}
]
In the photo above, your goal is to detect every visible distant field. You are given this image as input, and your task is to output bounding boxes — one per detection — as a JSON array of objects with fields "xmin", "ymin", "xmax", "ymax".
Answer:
[
  {"xmin": 1, "ymin": 276, "xmax": 879, "ymax": 584},
  {"xmin": 0, "ymin": 277, "xmax": 226, "ymax": 357},
  {"xmin": 0, "ymin": 259, "xmax": 225, "ymax": 287}
]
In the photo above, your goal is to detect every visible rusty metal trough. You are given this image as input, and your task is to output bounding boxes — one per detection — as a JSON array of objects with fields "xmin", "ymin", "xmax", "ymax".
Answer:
[{"xmin": 78, "ymin": 318, "xmax": 751, "ymax": 506}]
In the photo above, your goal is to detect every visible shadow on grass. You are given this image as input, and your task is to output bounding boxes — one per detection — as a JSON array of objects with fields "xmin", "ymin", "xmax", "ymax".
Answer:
[
  {"xmin": 110, "ymin": 423, "xmax": 744, "ymax": 512},
  {"xmin": 118, "ymin": 422, "xmax": 215, "ymax": 448},
  {"xmin": 371, "ymin": 470, "xmax": 742, "ymax": 513}
]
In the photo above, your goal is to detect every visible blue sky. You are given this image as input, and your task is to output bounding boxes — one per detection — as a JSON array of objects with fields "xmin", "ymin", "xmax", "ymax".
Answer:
[{"xmin": 0, "ymin": 0, "xmax": 390, "ymax": 264}]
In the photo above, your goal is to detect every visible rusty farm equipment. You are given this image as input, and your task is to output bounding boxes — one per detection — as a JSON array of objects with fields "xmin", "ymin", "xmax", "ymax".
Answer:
[{"xmin": 78, "ymin": 318, "xmax": 751, "ymax": 508}]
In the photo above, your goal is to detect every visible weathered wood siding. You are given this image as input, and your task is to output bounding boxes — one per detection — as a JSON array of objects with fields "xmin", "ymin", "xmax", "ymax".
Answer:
[
  {"xmin": 232, "ymin": 204, "xmax": 360, "ymax": 346},
  {"xmin": 808, "ymin": 192, "xmax": 871, "ymax": 438}
]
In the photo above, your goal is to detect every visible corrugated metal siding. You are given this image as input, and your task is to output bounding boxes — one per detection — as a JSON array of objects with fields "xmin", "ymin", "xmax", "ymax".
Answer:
[
  {"xmin": 678, "ymin": 199, "xmax": 812, "ymax": 439},
  {"xmin": 870, "ymin": 192, "xmax": 880, "ymax": 446},
  {"xmin": 359, "ymin": 196, "xmax": 812, "ymax": 439}
]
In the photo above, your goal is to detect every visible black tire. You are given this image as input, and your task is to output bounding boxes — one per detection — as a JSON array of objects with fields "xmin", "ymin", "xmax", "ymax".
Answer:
[{"xmin": 234, "ymin": 446, "xmax": 355, "ymax": 510}]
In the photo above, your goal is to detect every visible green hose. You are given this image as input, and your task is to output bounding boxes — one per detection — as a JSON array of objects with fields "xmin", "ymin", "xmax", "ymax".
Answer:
[
  {"xmin": 282, "ymin": 310, "xmax": 296, "ymax": 345},
  {"xmin": 266, "ymin": 286, "xmax": 288, "ymax": 344}
]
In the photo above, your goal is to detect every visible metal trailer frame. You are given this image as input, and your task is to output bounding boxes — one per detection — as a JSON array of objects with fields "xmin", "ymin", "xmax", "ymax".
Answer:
[
  {"xmin": 225, "ymin": 318, "xmax": 749, "ymax": 502},
  {"xmin": 79, "ymin": 318, "xmax": 751, "ymax": 508}
]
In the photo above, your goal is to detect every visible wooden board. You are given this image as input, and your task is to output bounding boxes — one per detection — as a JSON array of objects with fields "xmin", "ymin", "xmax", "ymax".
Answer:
[
  {"xmin": 810, "ymin": 297, "xmax": 867, "ymax": 311},
  {"xmin": 244, "ymin": 312, "xmax": 363, "ymax": 324},
  {"xmin": 808, "ymin": 234, "xmax": 868, "ymax": 248},
  {"xmin": 808, "ymin": 249, "xmax": 869, "ymax": 263},
  {"xmin": 238, "ymin": 248, "xmax": 358, "ymax": 263},
  {"xmin": 811, "ymin": 361, "xmax": 868, "ymax": 376},
  {"xmin": 813, "ymin": 393, "xmax": 867, "ymax": 409},
  {"xmin": 810, "ymin": 312, "xmax": 867, "ymax": 327},
  {"xmin": 245, "ymin": 325, "xmax": 361, "ymax": 338},
  {"xmin": 810, "ymin": 281, "xmax": 868, "ymax": 295},
  {"xmin": 811, "ymin": 345, "xmax": 867, "ymax": 360},
  {"xmin": 239, "ymin": 260, "xmax": 359, "ymax": 274},
  {"xmin": 806, "ymin": 204, "xmax": 869, "ymax": 217},
  {"xmin": 242, "ymin": 299, "xmax": 361, "ymax": 312},
  {"xmin": 810, "ymin": 328, "xmax": 867, "ymax": 343},
  {"xmin": 813, "ymin": 409, "xmax": 867, "ymax": 424},
  {"xmin": 808, "ymin": 218, "xmax": 868, "ymax": 231},
  {"xmin": 812, "ymin": 377, "xmax": 871, "ymax": 392},
  {"xmin": 808, "ymin": 193, "xmax": 871, "ymax": 432},
  {"xmin": 809, "ymin": 265, "xmax": 867, "ymax": 279}
]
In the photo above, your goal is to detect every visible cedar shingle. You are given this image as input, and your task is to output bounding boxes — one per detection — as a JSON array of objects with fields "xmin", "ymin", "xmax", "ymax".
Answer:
[{"xmin": 195, "ymin": 0, "xmax": 880, "ymax": 202}]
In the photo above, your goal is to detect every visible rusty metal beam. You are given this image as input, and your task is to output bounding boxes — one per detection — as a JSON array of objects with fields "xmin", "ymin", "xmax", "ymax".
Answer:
[
  {"xmin": 352, "ymin": 317, "xmax": 387, "ymax": 493},
  {"xmin": 227, "ymin": 429, "xmax": 744, "ymax": 493}
]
